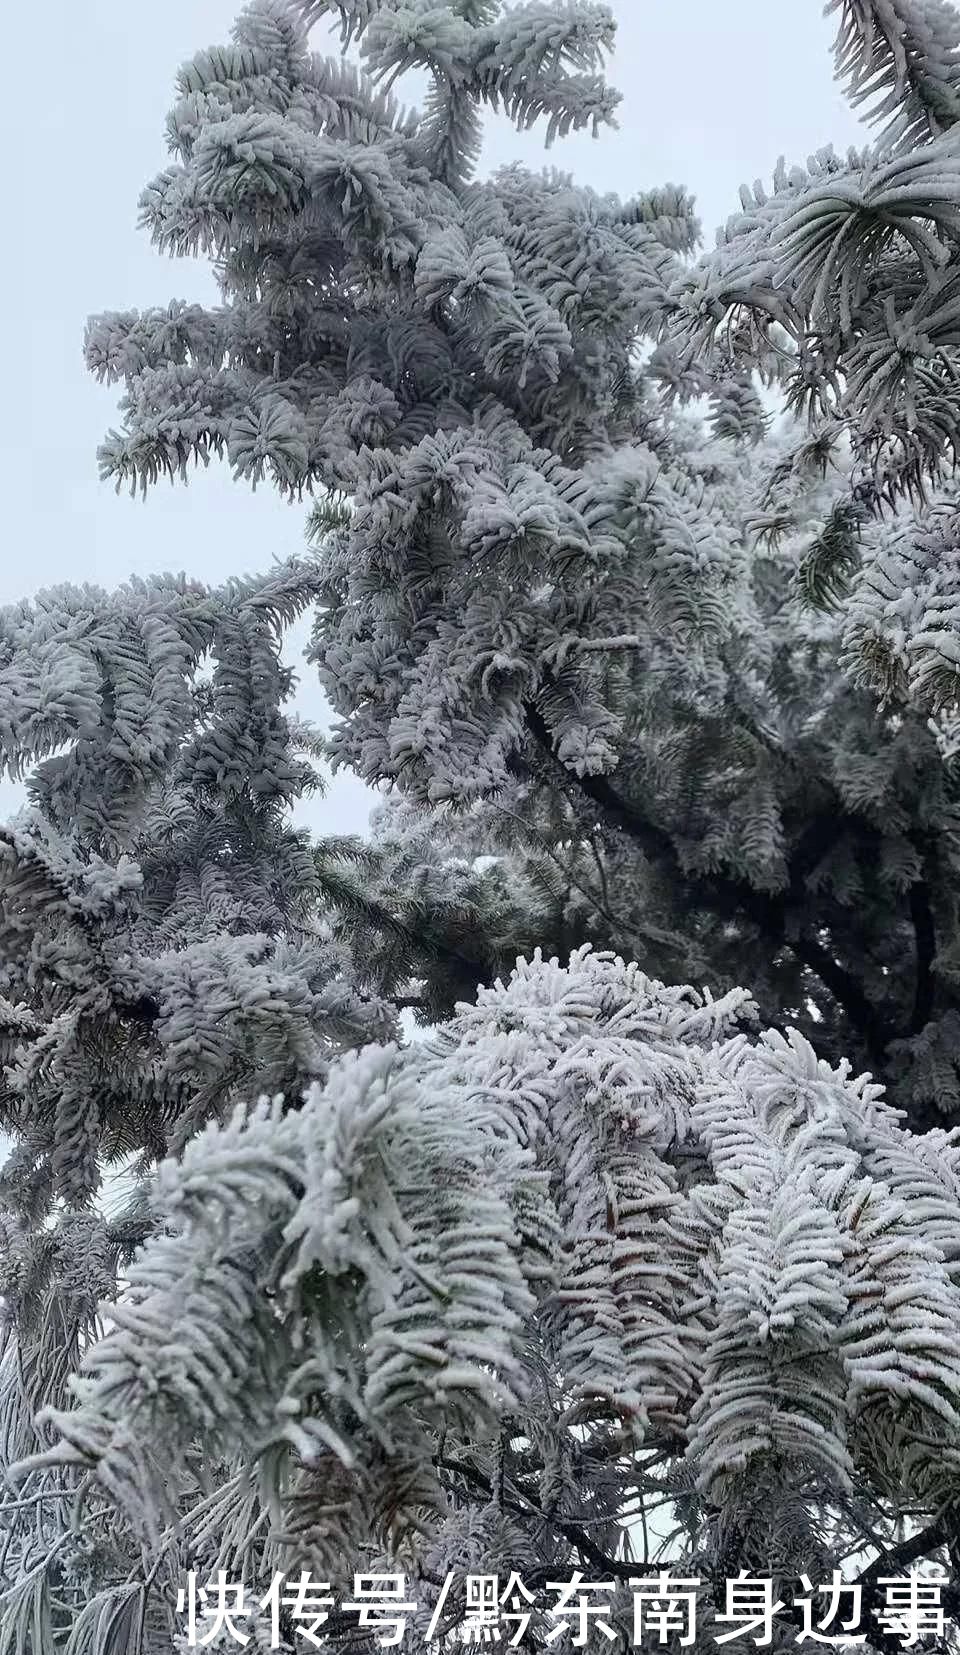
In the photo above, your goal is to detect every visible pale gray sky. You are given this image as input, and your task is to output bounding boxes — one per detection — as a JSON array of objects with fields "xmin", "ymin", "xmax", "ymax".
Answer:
[{"xmin": 0, "ymin": 1, "xmax": 865, "ymax": 835}]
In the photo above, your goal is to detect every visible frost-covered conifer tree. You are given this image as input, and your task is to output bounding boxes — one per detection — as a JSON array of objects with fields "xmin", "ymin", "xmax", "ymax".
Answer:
[
  {"xmin": 0, "ymin": 561, "xmax": 396, "ymax": 1188},
  {"xmin": 85, "ymin": 0, "xmax": 960, "ymax": 1122},
  {"xmin": 0, "ymin": 542, "xmax": 592, "ymax": 1653},
  {"xmin": 10, "ymin": 948, "xmax": 960, "ymax": 1650},
  {"xmin": 0, "ymin": 562, "xmax": 416, "ymax": 1640},
  {"xmin": 7, "ymin": 3, "xmax": 960, "ymax": 1646}
]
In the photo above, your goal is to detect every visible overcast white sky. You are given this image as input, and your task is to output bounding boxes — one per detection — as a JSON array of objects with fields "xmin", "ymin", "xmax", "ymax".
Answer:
[{"xmin": 0, "ymin": 1, "xmax": 865, "ymax": 834}]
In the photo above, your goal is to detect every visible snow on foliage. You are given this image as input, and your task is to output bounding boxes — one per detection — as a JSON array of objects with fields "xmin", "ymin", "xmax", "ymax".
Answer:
[
  {"xmin": 79, "ymin": 0, "xmax": 960, "ymax": 1125},
  {"xmin": 6, "ymin": 1, "xmax": 960, "ymax": 1649},
  {"xmin": 666, "ymin": 0, "xmax": 960, "ymax": 713},
  {"xmin": 13, "ymin": 947, "xmax": 960, "ymax": 1647}
]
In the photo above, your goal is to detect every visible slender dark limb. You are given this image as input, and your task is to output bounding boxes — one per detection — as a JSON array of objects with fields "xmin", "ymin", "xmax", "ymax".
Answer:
[
  {"xmin": 437, "ymin": 1453, "xmax": 638, "ymax": 1580},
  {"xmin": 523, "ymin": 701, "xmax": 895, "ymax": 1059},
  {"xmin": 851, "ymin": 1506, "xmax": 960, "ymax": 1641},
  {"xmin": 856, "ymin": 1508, "xmax": 955, "ymax": 1589},
  {"xmin": 786, "ymin": 928, "xmax": 892, "ymax": 1062}
]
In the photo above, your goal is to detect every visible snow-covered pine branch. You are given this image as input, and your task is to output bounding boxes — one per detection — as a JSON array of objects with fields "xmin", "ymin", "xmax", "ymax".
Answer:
[
  {"xmin": 84, "ymin": 0, "xmax": 960, "ymax": 1122},
  {"xmin": 17, "ymin": 948, "xmax": 960, "ymax": 1649}
]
